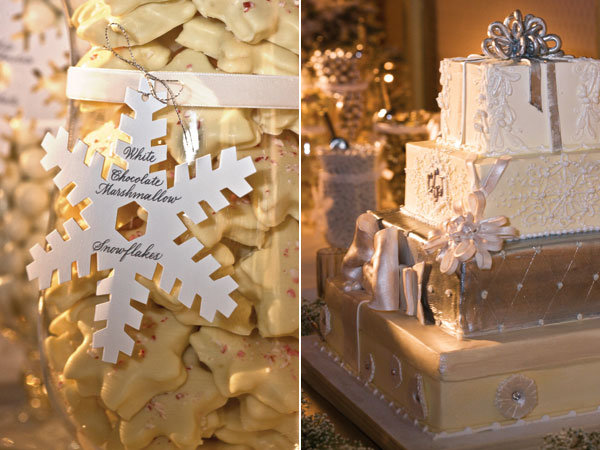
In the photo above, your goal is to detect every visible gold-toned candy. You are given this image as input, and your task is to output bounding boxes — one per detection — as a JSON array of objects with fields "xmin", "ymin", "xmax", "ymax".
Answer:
[
  {"xmin": 156, "ymin": 106, "xmax": 261, "ymax": 163},
  {"xmin": 104, "ymin": 0, "xmax": 171, "ymax": 16},
  {"xmin": 190, "ymin": 328, "xmax": 299, "ymax": 415},
  {"xmin": 61, "ymin": 380, "xmax": 115, "ymax": 448},
  {"xmin": 135, "ymin": 244, "xmax": 256, "ymax": 335},
  {"xmin": 253, "ymin": 109, "xmax": 299, "ymax": 136},
  {"xmin": 176, "ymin": 17, "xmax": 298, "ymax": 76},
  {"xmin": 236, "ymin": 217, "xmax": 298, "ymax": 337},
  {"xmin": 181, "ymin": 198, "xmax": 267, "ymax": 250},
  {"xmin": 239, "ymin": 133, "xmax": 299, "ymax": 228},
  {"xmin": 120, "ymin": 347, "xmax": 227, "ymax": 449},
  {"xmin": 63, "ymin": 303, "xmax": 192, "ymax": 420},
  {"xmin": 190, "ymin": 0, "xmax": 299, "ymax": 54},
  {"xmin": 73, "ymin": 0, "xmax": 196, "ymax": 48},
  {"xmin": 162, "ymin": 48, "xmax": 217, "ymax": 72},
  {"xmin": 77, "ymin": 43, "xmax": 172, "ymax": 71}
]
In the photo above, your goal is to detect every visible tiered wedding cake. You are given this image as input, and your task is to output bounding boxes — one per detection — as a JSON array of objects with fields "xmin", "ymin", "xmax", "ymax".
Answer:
[{"xmin": 319, "ymin": 10, "xmax": 600, "ymax": 435}]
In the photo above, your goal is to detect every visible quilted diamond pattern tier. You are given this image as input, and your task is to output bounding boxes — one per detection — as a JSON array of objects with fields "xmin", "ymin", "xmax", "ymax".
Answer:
[{"xmin": 375, "ymin": 209, "xmax": 600, "ymax": 337}]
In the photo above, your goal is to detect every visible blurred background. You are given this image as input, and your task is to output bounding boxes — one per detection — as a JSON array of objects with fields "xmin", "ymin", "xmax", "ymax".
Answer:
[
  {"xmin": 0, "ymin": 0, "xmax": 77, "ymax": 448},
  {"xmin": 300, "ymin": 1, "xmax": 600, "ymax": 447}
]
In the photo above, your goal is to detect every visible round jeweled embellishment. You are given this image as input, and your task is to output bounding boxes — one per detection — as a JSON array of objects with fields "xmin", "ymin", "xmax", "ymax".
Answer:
[{"xmin": 495, "ymin": 374, "xmax": 538, "ymax": 419}]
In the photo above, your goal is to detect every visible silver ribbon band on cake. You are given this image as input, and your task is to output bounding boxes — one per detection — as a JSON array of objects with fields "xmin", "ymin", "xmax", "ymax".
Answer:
[{"xmin": 482, "ymin": 9, "xmax": 566, "ymax": 152}]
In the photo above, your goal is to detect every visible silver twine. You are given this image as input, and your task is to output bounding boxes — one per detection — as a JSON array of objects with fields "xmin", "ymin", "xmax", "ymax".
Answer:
[
  {"xmin": 103, "ymin": 23, "xmax": 196, "ymax": 157},
  {"xmin": 482, "ymin": 10, "xmax": 563, "ymax": 60}
]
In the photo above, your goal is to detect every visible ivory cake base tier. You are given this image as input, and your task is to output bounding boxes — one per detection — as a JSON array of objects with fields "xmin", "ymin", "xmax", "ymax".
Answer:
[
  {"xmin": 404, "ymin": 140, "xmax": 600, "ymax": 238},
  {"xmin": 303, "ymin": 334, "xmax": 600, "ymax": 450},
  {"xmin": 321, "ymin": 277, "xmax": 600, "ymax": 433},
  {"xmin": 373, "ymin": 209, "xmax": 600, "ymax": 337}
]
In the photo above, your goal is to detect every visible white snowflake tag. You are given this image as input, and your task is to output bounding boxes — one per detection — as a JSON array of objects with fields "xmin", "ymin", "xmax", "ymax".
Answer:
[{"xmin": 27, "ymin": 78, "xmax": 256, "ymax": 363}]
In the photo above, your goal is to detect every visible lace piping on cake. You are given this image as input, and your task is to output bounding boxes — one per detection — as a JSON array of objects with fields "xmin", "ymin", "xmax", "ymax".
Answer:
[
  {"xmin": 485, "ymin": 64, "xmax": 528, "ymax": 155},
  {"xmin": 499, "ymin": 152, "xmax": 600, "ymax": 230},
  {"xmin": 404, "ymin": 147, "xmax": 470, "ymax": 224},
  {"xmin": 437, "ymin": 60, "xmax": 452, "ymax": 140},
  {"xmin": 575, "ymin": 58, "xmax": 600, "ymax": 140}
]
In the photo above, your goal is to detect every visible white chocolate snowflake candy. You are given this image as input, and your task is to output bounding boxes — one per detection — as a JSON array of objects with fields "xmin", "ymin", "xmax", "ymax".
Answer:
[
  {"xmin": 253, "ymin": 109, "xmax": 299, "ymax": 136},
  {"xmin": 120, "ymin": 347, "xmax": 227, "ymax": 449},
  {"xmin": 59, "ymin": 379, "xmax": 117, "ymax": 448},
  {"xmin": 155, "ymin": 106, "xmax": 261, "ymax": 164},
  {"xmin": 174, "ymin": 290, "xmax": 256, "ymax": 336},
  {"xmin": 73, "ymin": 0, "xmax": 196, "ymax": 47},
  {"xmin": 44, "ymin": 259, "xmax": 109, "ymax": 312},
  {"xmin": 46, "ymin": 312, "xmax": 83, "ymax": 371},
  {"xmin": 238, "ymin": 395, "xmax": 298, "ymax": 440},
  {"xmin": 190, "ymin": 0, "xmax": 299, "ymax": 54},
  {"xmin": 175, "ymin": 17, "xmax": 298, "ymax": 76},
  {"xmin": 190, "ymin": 328, "xmax": 299, "ymax": 414},
  {"xmin": 239, "ymin": 133, "xmax": 299, "ymax": 228},
  {"xmin": 215, "ymin": 426, "xmax": 294, "ymax": 450},
  {"xmin": 104, "ymin": 0, "xmax": 171, "ymax": 16},
  {"xmin": 77, "ymin": 43, "xmax": 171, "ymax": 71},
  {"xmin": 162, "ymin": 48, "xmax": 216, "ymax": 72},
  {"xmin": 63, "ymin": 304, "xmax": 193, "ymax": 420},
  {"xmin": 236, "ymin": 217, "xmax": 298, "ymax": 337},
  {"xmin": 136, "ymin": 244, "xmax": 256, "ymax": 335},
  {"xmin": 83, "ymin": 121, "xmax": 130, "ymax": 166},
  {"xmin": 216, "ymin": 399, "xmax": 298, "ymax": 446},
  {"xmin": 181, "ymin": 198, "xmax": 267, "ymax": 249}
]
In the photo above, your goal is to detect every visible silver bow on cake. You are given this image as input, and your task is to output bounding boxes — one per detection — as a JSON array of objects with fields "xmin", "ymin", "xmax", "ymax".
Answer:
[
  {"xmin": 482, "ymin": 10, "xmax": 563, "ymax": 60},
  {"xmin": 341, "ymin": 212, "xmax": 380, "ymax": 289},
  {"xmin": 342, "ymin": 217, "xmax": 427, "ymax": 323}
]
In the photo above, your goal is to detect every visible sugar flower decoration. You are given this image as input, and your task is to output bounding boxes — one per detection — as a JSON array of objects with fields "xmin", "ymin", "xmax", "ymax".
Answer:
[
  {"xmin": 424, "ymin": 191, "xmax": 517, "ymax": 274},
  {"xmin": 495, "ymin": 374, "xmax": 538, "ymax": 419}
]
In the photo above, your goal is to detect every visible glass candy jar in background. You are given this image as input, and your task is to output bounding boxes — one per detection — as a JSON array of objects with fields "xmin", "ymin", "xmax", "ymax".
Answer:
[
  {"xmin": 0, "ymin": 0, "xmax": 70, "ymax": 429},
  {"xmin": 300, "ymin": 67, "xmax": 328, "ymax": 224},
  {"xmin": 316, "ymin": 143, "xmax": 379, "ymax": 249},
  {"xmin": 310, "ymin": 48, "xmax": 369, "ymax": 142},
  {"xmin": 34, "ymin": 1, "xmax": 300, "ymax": 448},
  {"xmin": 0, "ymin": 116, "xmax": 53, "ymax": 342},
  {"xmin": 373, "ymin": 110, "xmax": 437, "ymax": 209}
]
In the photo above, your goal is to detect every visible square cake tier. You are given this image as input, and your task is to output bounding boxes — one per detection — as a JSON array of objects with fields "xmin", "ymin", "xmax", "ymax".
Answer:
[
  {"xmin": 404, "ymin": 140, "xmax": 600, "ymax": 238},
  {"xmin": 322, "ymin": 276, "xmax": 600, "ymax": 433},
  {"xmin": 374, "ymin": 210, "xmax": 600, "ymax": 337},
  {"xmin": 438, "ymin": 57, "xmax": 600, "ymax": 156}
]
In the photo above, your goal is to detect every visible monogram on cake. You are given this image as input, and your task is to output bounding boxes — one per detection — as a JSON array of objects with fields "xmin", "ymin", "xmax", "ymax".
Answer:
[{"xmin": 317, "ymin": 9, "xmax": 600, "ymax": 443}]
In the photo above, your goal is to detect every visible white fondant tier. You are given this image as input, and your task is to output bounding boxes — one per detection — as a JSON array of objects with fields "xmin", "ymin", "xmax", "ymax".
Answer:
[
  {"xmin": 404, "ymin": 141, "xmax": 600, "ymax": 238},
  {"xmin": 438, "ymin": 57, "xmax": 600, "ymax": 156}
]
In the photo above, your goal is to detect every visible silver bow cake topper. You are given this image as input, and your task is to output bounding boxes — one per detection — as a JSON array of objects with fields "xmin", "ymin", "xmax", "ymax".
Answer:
[{"xmin": 482, "ymin": 9, "xmax": 563, "ymax": 60}]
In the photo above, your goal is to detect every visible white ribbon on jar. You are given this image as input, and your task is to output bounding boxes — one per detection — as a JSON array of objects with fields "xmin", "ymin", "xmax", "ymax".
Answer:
[{"xmin": 66, "ymin": 66, "xmax": 299, "ymax": 109}]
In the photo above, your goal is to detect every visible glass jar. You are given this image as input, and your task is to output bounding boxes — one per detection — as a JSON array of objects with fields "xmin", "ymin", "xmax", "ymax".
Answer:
[
  {"xmin": 316, "ymin": 143, "xmax": 378, "ymax": 249},
  {"xmin": 37, "ymin": 2, "xmax": 299, "ymax": 448}
]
